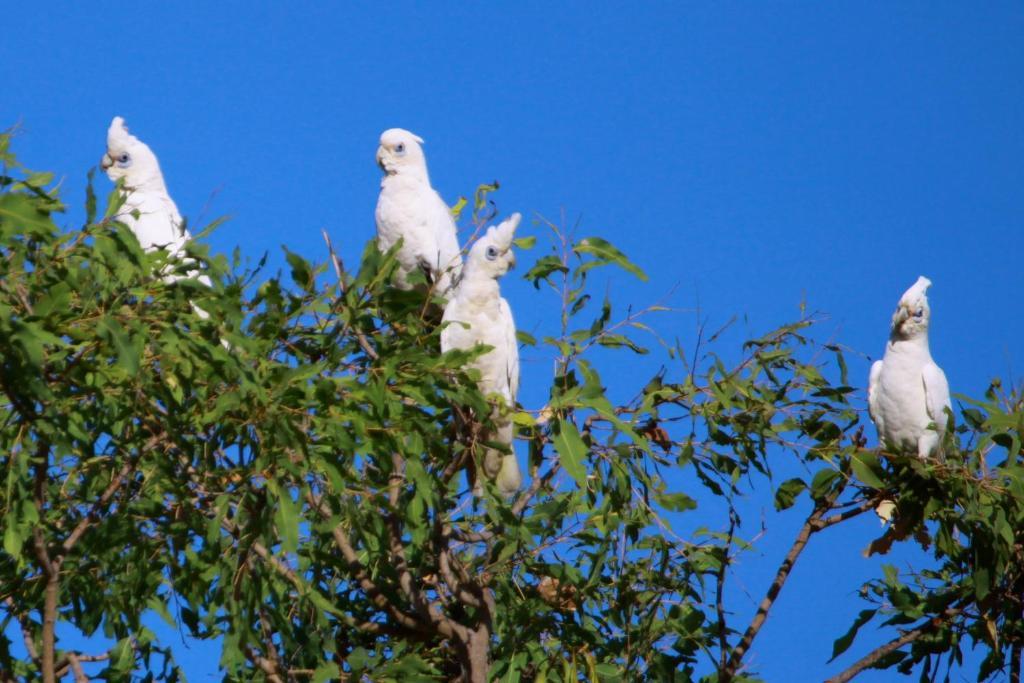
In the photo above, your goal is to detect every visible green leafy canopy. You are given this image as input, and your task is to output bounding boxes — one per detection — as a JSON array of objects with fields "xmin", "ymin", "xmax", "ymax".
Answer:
[{"xmin": 1, "ymin": 131, "xmax": 1023, "ymax": 683}]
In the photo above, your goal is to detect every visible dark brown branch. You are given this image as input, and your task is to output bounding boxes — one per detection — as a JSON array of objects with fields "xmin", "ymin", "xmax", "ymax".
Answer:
[
  {"xmin": 813, "ymin": 497, "xmax": 876, "ymax": 530},
  {"xmin": 305, "ymin": 491, "xmax": 428, "ymax": 634},
  {"xmin": 437, "ymin": 538, "xmax": 482, "ymax": 608},
  {"xmin": 258, "ymin": 610, "xmax": 285, "ymax": 679},
  {"xmin": 722, "ymin": 504, "xmax": 828, "ymax": 680},
  {"xmin": 30, "ymin": 439, "xmax": 57, "ymax": 683},
  {"xmin": 824, "ymin": 608, "xmax": 962, "ymax": 683},
  {"xmin": 382, "ymin": 454, "xmax": 467, "ymax": 641}
]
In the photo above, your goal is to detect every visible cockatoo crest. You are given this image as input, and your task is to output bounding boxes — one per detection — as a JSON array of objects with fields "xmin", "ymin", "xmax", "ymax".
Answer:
[
  {"xmin": 890, "ymin": 275, "xmax": 932, "ymax": 340},
  {"xmin": 465, "ymin": 213, "xmax": 520, "ymax": 279},
  {"xmin": 376, "ymin": 128, "xmax": 428, "ymax": 178},
  {"xmin": 101, "ymin": 116, "xmax": 163, "ymax": 188}
]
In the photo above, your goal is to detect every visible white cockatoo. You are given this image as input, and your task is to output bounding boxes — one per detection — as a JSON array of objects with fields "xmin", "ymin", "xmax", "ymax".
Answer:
[
  {"xmin": 375, "ymin": 128, "xmax": 463, "ymax": 295},
  {"xmin": 868, "ymin": 276, "xmax": 952, "ymax": 458},
  {"xmin": 868, "ymin": 276, "xmax": 951, "ymax": 523},
  {"xmin": 102, "ymin": 116, "xmax": 211, "ymax": 314},
  {"xmin": 441, "ymin": 213, "xmax": 522, "ymax": 495}
]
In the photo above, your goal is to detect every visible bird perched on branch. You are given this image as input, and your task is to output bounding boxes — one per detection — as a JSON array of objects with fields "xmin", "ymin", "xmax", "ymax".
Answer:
[
  {"xmin": 868, "ymin": 276, "xmax": 951, "ymax": 523},
  {"xmin": 375, "ymin": 128, "xmax": 463, "ymax": 296},
  {"xmin": 441, "ymin": 213, "xmax": 522, "ymax": 496},
  {"xmin": 101, "ymin": 116, "xmax": 212, "ymax": 313},
  {"xmin": 868, "ymin": 276, "xmax": 951, "ymax": 459}
]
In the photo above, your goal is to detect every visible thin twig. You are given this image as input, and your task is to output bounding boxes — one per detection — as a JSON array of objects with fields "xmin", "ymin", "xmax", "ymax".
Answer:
[
  {"xmin": 61, "ymin": 460, "xmax": 134, "ymax": 554},
  {"xmin": 5, "ymin": 596, "xmax": 39, "ymax": 660},
  {"xmin": 322, "ymin": 230, "xmax": 379, "ymax": 361}
]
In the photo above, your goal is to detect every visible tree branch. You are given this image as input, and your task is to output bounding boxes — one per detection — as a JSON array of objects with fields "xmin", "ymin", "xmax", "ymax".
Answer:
[
  {"xmin": 382, "ymin": 454, "xmax": 468, "ymax": 641},
  {"xmin": 5, "ymin": 596, "xmax": 39, "ymax": 661},
  {"xmin": 824, "ymin": 608, "xmax": 961, "ymax": 683},
  {"xmin": 722, "ymin": 503, "xmax": 828, "ymax": 680},
  {"xmin": 244, "ymin": 647, "xmax": 285, "ymax": 683},
  {"xmin": 30, "ymin": 438, "xmax": 58, "ymax": 683},
  {"xmin": 61, "ymin": 459, "xmax": 135, "ymax": 554},
  {"xmin": 813, "ymin": 497, "xmax": 876, "ymax": 531},
  {"xmin": 305, "ymin": 490, "xmax": 429, "ymax": 634},
  {"xmin": 65, "ymin": 653, "xmax": 88, "ymax": 683}
]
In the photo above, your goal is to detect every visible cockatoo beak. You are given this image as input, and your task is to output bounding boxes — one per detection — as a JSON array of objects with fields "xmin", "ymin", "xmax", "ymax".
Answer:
[
  {"xmin": 376, "ymin": 146, "xmax": 388, "ymax": 173},
  {"xmin": 100, "ymin": 153, "xmax": 114, "ymax": 170},
  {"xmin": 507, "ymin": 252, "xmax": 516, "ymax": 270}
]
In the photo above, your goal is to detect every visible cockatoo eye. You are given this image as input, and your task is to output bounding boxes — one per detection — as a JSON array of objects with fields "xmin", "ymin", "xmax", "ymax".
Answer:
[
  {"xmin": 116, "ymin": 153, "xmax": 132, "ymax": 168},
  {"xmin": 913, "ymin": 308, "xmax": 924, "ymax": 318},
  {"xmin": 395, "ymin": 143, "xmax": 406, "ymax": 155},
  {"xmin": 485, "ymin": 246, "xmax": 499, "ymax": 261}
]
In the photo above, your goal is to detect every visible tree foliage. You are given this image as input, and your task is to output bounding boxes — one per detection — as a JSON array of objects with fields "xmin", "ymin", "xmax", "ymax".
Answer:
[{"xmin": 1, "ymin": 131, "xmax": 1023, "ymax": 682}]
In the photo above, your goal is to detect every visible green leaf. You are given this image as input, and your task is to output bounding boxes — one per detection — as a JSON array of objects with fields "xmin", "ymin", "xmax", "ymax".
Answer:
[
  {"xmin": 312, "ymin": 663, "xmax": 340, "ymax": 683},
  {"xmin": 850, "ymin": 451, "xmax": 886, "ymax": 489},
  {"xmin": 516, "ymin": 330, "xmax": 537, "ymax": 346},
  {"xmin": 974, "ymin": 566, "xmax": 991, "ymax": 601},
  {"xmin": 109, "ymin": 637, "xmax": 134, "ymax": 673},
  {"xmin": 3, "ymin": 523, "xmax": 22, "ymax": 557},
  {"xmin": 284, "ymin": 247, "xmax": 313, "ymax": 289},
  {"xmin": 552, "ymin": 419, "xmax": 588, "ymax": 486},
  {"xmin": 85, "ymin": 167, "xmax": 98, "ymax": 224},
  {"xmin": 525, "ymin": 254, "xmax": 569, "ymax": 288},
  {"xmin": 831, "ymin": 608, "xmax": 877, "ymax": 661},
  {"xmin": 655, "ymin": 492, "xmax": 697, "ymax": 512},
  {"xmin": 574, "ymin": 236, "xmax": 648, "ymax": 281},
  {"xmin": 0, "ymin": 192, "xmax": 55, "ymax": 236},
  {"xmin": 774, "ymin": 477, "xmax": 807, "ymax": 511},
  {"xmin": 270, "ymin": 481, "xmax": 300, "ymax": 554},
  {"xmin": 450, "ymin": 195, "xmax": 468, "ymax": 219}
]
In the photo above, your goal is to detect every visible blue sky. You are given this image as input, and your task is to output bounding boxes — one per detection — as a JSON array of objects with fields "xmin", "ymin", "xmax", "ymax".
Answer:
[{"xmin": 4, "ymin": 3, "xmax": 1023, "ymax": 680}]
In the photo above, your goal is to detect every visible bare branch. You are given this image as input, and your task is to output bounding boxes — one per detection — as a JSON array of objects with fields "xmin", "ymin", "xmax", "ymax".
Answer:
[
  {"xmin": 813, "ymin": 497, "xmax": 876, "ymax": 530},
  {"xmin": 5, "ymin": 596, "xmax": 39, "ymax": 661},
  {"xmin": 66, "ymin": 653, "xmax": 88, "ymax": 683},
  {"xmin": 722, "ymin": 504, "xmax": 828, "ymax": 680},
  {"xmin": 244, "ymin": 647, "xmax": 285, "ymax": 683}
]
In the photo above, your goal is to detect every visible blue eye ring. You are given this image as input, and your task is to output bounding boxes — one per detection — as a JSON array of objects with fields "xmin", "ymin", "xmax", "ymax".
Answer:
[
  {"xmin": 913, "ymin": 308, "xmax": 924, "ymax": 318},
  {"xmin": 485, "ymin": 246, "xmax": 499, "ymax": 261},
  {"xmin": 116, "ymin": 152, "xmax": 132, "ymax": 168},
  {"xmin": 395, "ymin": 143, "xmax": 406, "ymax": 155}
]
